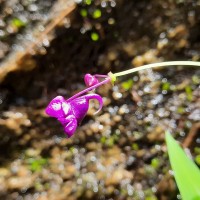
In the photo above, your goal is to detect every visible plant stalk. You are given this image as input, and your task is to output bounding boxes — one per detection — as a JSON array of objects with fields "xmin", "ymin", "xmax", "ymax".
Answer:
[{"xmin": 113, "ymin": 61, "xmax": 200, "ymax": 77}]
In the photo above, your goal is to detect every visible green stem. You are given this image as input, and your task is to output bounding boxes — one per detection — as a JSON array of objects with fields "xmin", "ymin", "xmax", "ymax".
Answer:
[{"xmin": 113, "ymin": 61, "xmax": 200, "ymax": 78}]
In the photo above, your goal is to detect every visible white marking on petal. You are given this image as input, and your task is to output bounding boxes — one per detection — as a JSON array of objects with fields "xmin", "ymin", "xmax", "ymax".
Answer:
[
  {"xmin": 62, "ymin": 102, "xmax": 70, "ymax": 115},
  {"xmin": 52, "ymin": 102, "xmax": 61, "ymax": 111}
]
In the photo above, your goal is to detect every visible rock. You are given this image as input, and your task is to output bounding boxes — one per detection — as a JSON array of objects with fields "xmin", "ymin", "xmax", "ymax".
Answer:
[
  {"xmin": 106, "ymin": 185, "xmax": 115, "ymax": 195},
  {"xmin": 188, "ymin": 109, "xmax": 200, "ymax": 121},
  {"xmin": 132, "ymin": 55, "xmax": 144, "ymax": 67},
  {"xmin": 0, "ymin": 110, "xmax": 31, "ymax": 134},
  {"xmin": 113, "ymin": 115, "xmax": 122, "ymax": 122},
  {"xmin": 61, "ymin": 164, "xmax": 76, "ymax": 179},
  {"xmin": 105, "ymin": 168, "xmax": 133, "ymax": 186},
  {"xmin": 168, "ymin": 24, "xmax": 187, "ymax": 38},
  {"xmin": 0, "ymin": 168, "xmax": 11, "ymax": 177},
  {"xmin": 17, "ymin": 166, "xmax": 31, "ymax": 177},
  {"xmin": 25, "ymin": 148, "xmax": 41, "ymax": 157},
  {"xmin": 7, "ymin": 176, "xmax": 34, "ymax": 189},
  {"xmin": 147, "ymin": 126, "xmax": 165, "ymax": 142},
  {"xmin": 0, "ymin": 177, "xmax": 7, "ymax": 192},
  {"xmin": 86, "ymin": 142, "xmax": 101, "ymax": 151}
]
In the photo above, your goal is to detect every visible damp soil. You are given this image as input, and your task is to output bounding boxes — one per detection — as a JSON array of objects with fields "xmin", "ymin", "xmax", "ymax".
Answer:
[{"xmin": 0, "ymin": 0, "xmax": 200, "ymax": 200}]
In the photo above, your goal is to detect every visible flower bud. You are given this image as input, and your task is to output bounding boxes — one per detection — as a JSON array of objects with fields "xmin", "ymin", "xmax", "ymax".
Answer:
[{"xmin": 84, "ymin": 74, "xmax": 99, "ymax": 87}]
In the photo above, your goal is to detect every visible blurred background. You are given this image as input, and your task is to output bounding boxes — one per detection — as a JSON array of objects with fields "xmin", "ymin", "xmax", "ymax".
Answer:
[{"xmin": 0, "ymin": 0, "xmax": 200, "ymax": 199}]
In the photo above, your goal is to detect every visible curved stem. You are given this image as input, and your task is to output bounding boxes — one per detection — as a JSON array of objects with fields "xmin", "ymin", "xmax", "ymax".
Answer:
[
  {"xmin": 67, "ymin": 77, "xmax": 111, "ymax": 102},
  {"xmin": 94, "ymin": 74, "xmax": 108, "ymax": 78},
  {"xmin": 113, "ymin": 61, "xmax": 200, "ymax": 77}
]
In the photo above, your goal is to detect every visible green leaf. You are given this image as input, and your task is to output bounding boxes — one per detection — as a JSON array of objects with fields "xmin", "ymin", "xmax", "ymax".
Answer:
[
  {"xmin": 185, "ymin": 85, "xmax": 193, "ymax": 101},
  {"xmin": 165, "ymin": 132, "xmax": 200, "ymax": 200},
  {"xmin": 162, "ymin": 82, "xmax": 170, "ymax": 91},
  {"xmin": 11, "ymin": 18, "xmax": 26, "ymax": 28},
  {"xmin": 93, "ymin": 9, "xmax": 101, "ymax": 19},
  {"xmin": 80, "ymin": 9, "xmax": 88, "ymax": 17},
  {"xmin": 27, "ymin": 158, "xmax": 48, "ymax": 172},
  {"xmin": 85, "ymin": 0, "xmax": 92, "ymax": 5},
  {"xmin": 91, "ymin": 32, "xmax": 99, "ymax": 41},
  {"xmin": 121, "ymin": 79, "xmax": 133, "ymax": 90}
]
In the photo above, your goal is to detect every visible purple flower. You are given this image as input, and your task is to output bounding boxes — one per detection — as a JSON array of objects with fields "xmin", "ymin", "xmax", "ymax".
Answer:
[
  {"xmin": 45, "ymin": 73, "xmax": 111, "ymax": 138},
  {"xmin": 45, "ymin": 94, "xmax": 103, "ymax": 138}
]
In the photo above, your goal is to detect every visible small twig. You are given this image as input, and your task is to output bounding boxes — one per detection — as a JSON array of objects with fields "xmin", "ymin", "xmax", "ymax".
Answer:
[
  {"xmin": 131, "ymin": 90, "xmax": 141, "ymax": 103},
  {"xmin": 182, "ymin": 122, "xmax": 200, "ymax": 148},
  {"xmin": 0, "ymin": 0, "xmax": 76, "ymax": 82},
  {"xmin": 26, "ymin": 1, "xmax": 76, "ymax": 54}
]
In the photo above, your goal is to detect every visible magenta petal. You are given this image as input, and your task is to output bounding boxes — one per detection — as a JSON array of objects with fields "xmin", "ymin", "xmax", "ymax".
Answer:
[
  {"xmin": 64, "ymin": 118, "xmax": 77, "ymax": 138},
  {"xmin": 70, "ymin": 94, "xmax": 103, "ymax": 123},
  {"xmin": 70, "ymin": 96, "xmax": 90, "ymax": 123},
  {"xmin": 58, "ymin": 115, "xmax": 77, "ymax": 137},
  {"xmin": 84, "ymin": 74, "xmax": 99, "ymax": 87},
  {"xmin": 58, "ymin": 114, "xmax": 75, "ymax": 126},
  {"xmin": 45, "ymin": 96, "xmax": 65, "ymax": 118},
  {"xmin": 84, "ymin": 94, "xmax": 103, "ymax": 114}
]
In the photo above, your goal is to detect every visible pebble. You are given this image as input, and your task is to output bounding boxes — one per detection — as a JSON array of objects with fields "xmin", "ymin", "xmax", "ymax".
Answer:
[
  {"xmin": 105, "ymin": 168, "xmax": 133, "ymax": 185},
  {"xmin": 147, "ymin": 126, "xmax": 165, "ymax": 142},
  {"xmin": 61, "ymin": 164, "xmax": 76, "ymax": 179},
  {"xmin": 86, "ymin": 142, "xmax": 101, "ymax": 151},
  {"xmin": 7, "ymin": 176, "xmax": 34, "ymax": 189},
  {"xmin": 0, "ymin": 168, "xmax": 10, "ymax": 177}
]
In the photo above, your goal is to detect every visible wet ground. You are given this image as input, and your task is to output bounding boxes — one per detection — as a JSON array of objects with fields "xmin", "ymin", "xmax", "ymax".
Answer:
[{"xmin": 0, "ymin": 0, "xmax": 200, "ymax": 199}]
